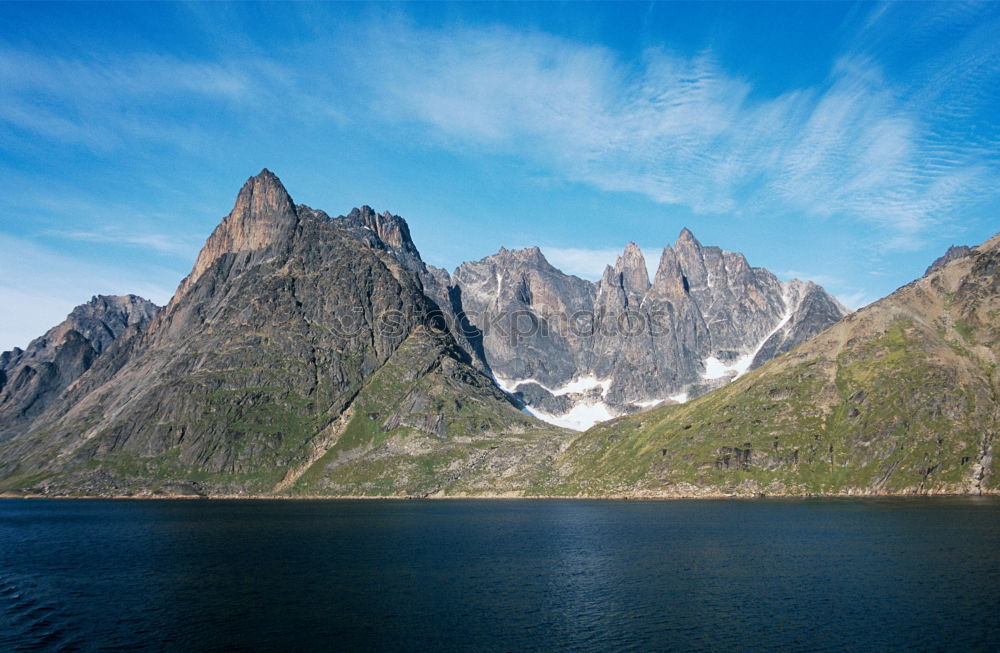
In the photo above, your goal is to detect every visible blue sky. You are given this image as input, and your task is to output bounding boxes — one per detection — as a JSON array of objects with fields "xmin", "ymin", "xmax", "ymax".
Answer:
[{"xmin": 1, "ymin": 1, "xmax": 999, "ymax": 351}]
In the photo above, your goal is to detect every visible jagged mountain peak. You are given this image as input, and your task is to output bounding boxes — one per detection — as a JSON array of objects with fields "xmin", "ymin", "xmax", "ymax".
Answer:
[
  {"xmin": 345, "ymin": 205, "xmax": 398, "ymax": 224},
  {"xmin": 650, "ymin": 246, "xmax": 688, "ymax": 297},
  {"xmin": 456, "ymin": 225, "xmax": 848, "ymax": 429},
  {"xmin": 340, "ymin": 205, "xmax": 421, "ymax": 262},
  {"xmin": 16, "ymin": 294, "xmax": 159, "ymax": 358},
  {"xmin": 675, "ymin": 227, "xmax": 702, "ymax": 249},
  {"xmin": 0, "ymin": 293, "xmax": 160, "ymax": 432},
  {"xmin": 924, "ymin": 244, "xmax": 972, "ymax": 276},
  {"xmin": 0, "ymin": 169, "xmax": 565, "ymax": 495},
  {"xmin": 612, "ymin": 243, "xmax": 650, "ymax": 294},
  {"xmin": 180, "ymin": 169, "xmax": 299, "ymax": 294},
  {"xmin": 664, "ymin": 228, "xmax": 712, "ymax": 290},
  {"xmin": 490, "ymin": 245, "xmax": 550, "ymax": 267},
  {"xmin": 232, "ymin": 169, "xmax": 296, "ymax": 223},
  {"xmin": 72, "ymin": 294, "xmax": 158, "ymax": 319}
]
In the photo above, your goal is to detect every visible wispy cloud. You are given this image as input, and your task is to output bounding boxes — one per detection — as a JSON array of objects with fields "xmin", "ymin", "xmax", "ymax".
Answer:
[
  {"xmin": 341, "ymin": 14, "xmax": 1000, "ymax": 251},
  {"xmin": 1, "ymin": 3, "xmax": 995, "ymax": 336},
  {"xmin": 43, "ymin": 228, "xmax": 198, "ymax": 257},
  {"xmin": 5, "ymin": 8, "xmax": 995, "ymax": 252},
  {"xmin": 0, "ymin": 44, "xmax": 339, "ymax": 152},
  {"xmin": 0, "ymin": 47, "xmax": 248, "ymax": 150}
]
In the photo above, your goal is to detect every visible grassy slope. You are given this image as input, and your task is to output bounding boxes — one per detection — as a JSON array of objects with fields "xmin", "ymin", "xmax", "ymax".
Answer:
[
  {"xmin": 551, "ymin": 237, "xmax": 999, "ymax": 497},
  {"xmin": 287, "ymin": 326, "xmax": 571, "ymax": 497}
]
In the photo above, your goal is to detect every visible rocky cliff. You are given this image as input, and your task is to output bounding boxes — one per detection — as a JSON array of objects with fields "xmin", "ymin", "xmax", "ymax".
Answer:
[{"xmin": 450, "ymin": 229, "xmax": 848, "ymax": 429}]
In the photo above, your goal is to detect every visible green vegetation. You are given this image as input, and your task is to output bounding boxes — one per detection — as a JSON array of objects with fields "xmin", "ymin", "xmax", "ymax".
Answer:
[
  {"xmin": 553, "ymin": 315, "xmax": 996, "ymax": 497},
  {"xmin": 289, "ymin": 327, "xmax": 566, "ymax": 496},
  {"xmin": 3, "ymin": 238, "xmax": 996, "ymax": 498}
]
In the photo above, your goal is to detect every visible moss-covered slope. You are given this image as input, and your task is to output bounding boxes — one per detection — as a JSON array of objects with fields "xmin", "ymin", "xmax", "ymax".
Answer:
[
  {"xmin": 553, "ymin": 235, "xmax": 999, "ymax": 497},
  {"xmin": 283, "ymin": 326, "xmax": 568, "ymax": 497}
]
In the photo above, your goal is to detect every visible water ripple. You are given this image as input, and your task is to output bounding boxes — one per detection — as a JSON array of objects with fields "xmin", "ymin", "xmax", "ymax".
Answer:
[{"xmin": 0, "ymin": 498, "xmax": 998, "ymax": 651}]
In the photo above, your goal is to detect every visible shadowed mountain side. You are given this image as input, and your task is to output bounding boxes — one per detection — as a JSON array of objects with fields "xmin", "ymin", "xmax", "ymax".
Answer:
[{"xmin": 0, "ymin": 171, "xmax": 571, "ymax": 496}]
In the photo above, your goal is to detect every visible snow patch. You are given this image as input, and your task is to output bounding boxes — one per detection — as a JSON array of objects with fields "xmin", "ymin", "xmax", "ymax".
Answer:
[
  {"xmin": 702, "ymin": 355, "xmax": 751, "ymax": 380},
  {"xmin": 634, "ymin": 390, "xmax": 687, "ymax": 410},
  {"xmin": 701, "ymin": 290, "xmax": 796, "ymax": 382},
  {"xmin": 522, "ymin": 401, "xmax": 618, "ymax": 431},
  {"xmin": 552, "ymin": 375, "xmax": 612, "ymax": 396},
  {"xmin": 494, "ymin": 374, "xmax": 612, "ymax": 398},
  {"xmin": 494, "ymin": 373, "xmax": 617, "ymax": 430},
  {"xmin": 492, "ymin": 374, "xmax": 521, "ymax": 395}
]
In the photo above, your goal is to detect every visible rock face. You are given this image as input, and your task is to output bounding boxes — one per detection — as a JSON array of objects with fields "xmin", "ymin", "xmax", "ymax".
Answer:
[
  {"xmin": 294, "ymin": 203, "xmax": 489, "ymax": 374},
  {"xmin": 337, "ymin": 205, "xmax": 423, "ymax": 268},
  {"xmin": 178, "ymin": 169, "xmax": 298, "ymax": 295},
  {"xmin": 452, "ymin": 246, "xmax": 597, "ymax": 386},
  {"xmin": 0, "ymin": 171, "xmax": 569, "ymax": 496},
  {"xmin": 0, "ymin": 295, "xmax": 159, "ymax": 436},
  {"xmin": 449, "ymin": 229, "xmax": 848, "ymax": 428},
  {"xmin": 925, "ymin": 245, "xmax": 972, "ymax": 276},
  {"xmin": 559, "ymin": 232, "xmax": 1000, "ymax": 497}
]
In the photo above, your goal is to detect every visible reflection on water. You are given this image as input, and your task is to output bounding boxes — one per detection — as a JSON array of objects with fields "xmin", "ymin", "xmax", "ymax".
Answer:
[{"xmin": 1, "ymin": 498, "xmax": 998, "ymax": 651}]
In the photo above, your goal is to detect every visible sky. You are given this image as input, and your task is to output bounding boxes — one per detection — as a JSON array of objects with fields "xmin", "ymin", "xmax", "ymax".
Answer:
[{"xmin": 1, "ymin": 1, "xmax": 999, "ymax": 352}]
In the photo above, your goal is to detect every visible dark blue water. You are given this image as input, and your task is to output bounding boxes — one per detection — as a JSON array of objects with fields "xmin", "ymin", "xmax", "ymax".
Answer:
[{"xmin": 1, "ymin": 498, "xmax": 998, "ymax": 652}]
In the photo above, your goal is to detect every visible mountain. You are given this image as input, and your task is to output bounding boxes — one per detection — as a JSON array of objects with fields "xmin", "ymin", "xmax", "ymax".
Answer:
[
  {"xmin": 449, "ymin": 229, "xmax": 848, "ymax": 429},
  {"xmin": 0, "ymin": 170, "xmax": 568, "ymax": 497},
  {"xmin": 0, "ymin": 295, "xmax": 159, "ymax": 438},
  {"xmin": 552, "ymin": 234, "xmax": 1000, "ymax": 496},
  {"xmin": 4, "ymin": 168, "xmax": 987, "ymax": 499}
]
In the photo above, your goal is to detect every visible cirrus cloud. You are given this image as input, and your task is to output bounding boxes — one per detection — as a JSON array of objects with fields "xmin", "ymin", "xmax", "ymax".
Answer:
[{"xmin": 342, "ymin": 12, "xmax": 1000, "ymax": 251}]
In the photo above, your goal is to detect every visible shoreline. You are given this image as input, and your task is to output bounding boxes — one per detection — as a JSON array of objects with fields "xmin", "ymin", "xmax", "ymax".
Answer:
[{"xmin": 2, "ymin": 490, "xmax": 997, "ymax": 501}]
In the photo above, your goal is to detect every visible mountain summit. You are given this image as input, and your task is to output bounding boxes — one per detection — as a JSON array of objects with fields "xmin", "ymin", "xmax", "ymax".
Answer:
[{"xmin": 180, "ymin": 169, "xmax": 299, "ymax": 295}]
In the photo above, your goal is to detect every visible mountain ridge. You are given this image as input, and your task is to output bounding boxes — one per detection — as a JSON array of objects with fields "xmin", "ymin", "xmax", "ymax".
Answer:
[
  {"xmin": 450, "ymin": 225, "xmax": 848, "ymax": 428},
  {"xmin": 1, "ymin": 169, "xmax": 990, "ymax": 498}
]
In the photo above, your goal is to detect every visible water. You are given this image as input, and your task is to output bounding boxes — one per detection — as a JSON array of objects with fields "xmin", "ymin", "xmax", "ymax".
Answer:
[{"xmin": 1, "ymin": 498, "xmax": 998, "ymax": 652}]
